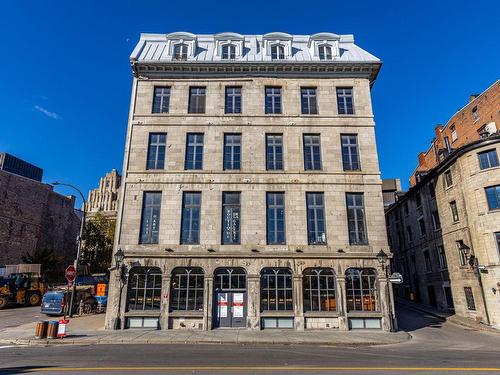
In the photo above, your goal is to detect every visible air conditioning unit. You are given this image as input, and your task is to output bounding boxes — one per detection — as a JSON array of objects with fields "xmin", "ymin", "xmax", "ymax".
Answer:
[{"xmin": 485, "ymin": 122, "xmax": 497, "ymax": 135}]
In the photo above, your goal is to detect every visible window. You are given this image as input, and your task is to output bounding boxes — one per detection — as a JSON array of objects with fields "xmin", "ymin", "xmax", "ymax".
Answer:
[
  {"xmin": 450, "ymin": 201, "xmax": 459, "ymax": 222},
  {"xmin": 406, "ymin": 226, "xmax": 413, "ymax": 243},
  {"xmin": 127, "ymin": 267, "xmax": 162, "ymax": 311},
  {"xmin": 225, "ymin": 87, "xmax": 242, "ymax": 114},
  {"xmin": 266, "ymin": 192, "xmax": 285, "ymax": 245},
  {"xmin": 306, "ymin": 192, "xmax": 326, "ymax": 245},
  {"xmin": 300, "ymin": 88, "xmax": 318, "ymax": 114},
  {"xmin": 346, "ymin": 193, "xmax": 368, "ymax": 245},
  {"xmin": 486, "ymin": 185, "xmax": 500, "ymax": 210},
  {"xmin": 471, "ymin": 106, "xmax": 479, "ymax": 122},
  {"xmin": 173, "ymin": 43, "xmax": 188, "ymax": 60},
  {"xmin": 495, "ymin": 232, "xmax": 500, "ymax": 255},
  {"xmin": 266, "ymin": 134, "xmax": 283, "ymax": 170},
  {"xmin": 303, "ymin": 134, "xmax": 322, "ymax": 170},
  {"xmin": 415, "ymin": 192, "xmax": 422, "ymax": 208},
  {"xmin": 444, "ymin": 170, "xmax": 453, "ymax": 188},
  {"xmin": 431, "ymin": 210, "xmax": 441, "ymax": 230},
  {"xmin": 188, "ymin": 87, "xmax": 206, "ymax": 114},
  {"xmin": 341, "ymin": 134, "xmax": 360, "ymax": 171},
  {"xmin": 139, "ymin": 192, "xmax": 161, "ymax": 244},
  {"xmin": 451, "ymin": 125, "xmax": 457, "ymax": 142},
  {"xmin": 303, "ymin": 268, "xmax": 336, "ymax": 312},
  {"xmin": 180, "ymin": 192, "xmax": 201, "ymax": 244},
  {"xmin": 146, "ymin": 133, "xmax": 167, "ymax": 170},
  {"xmin": 345, "ymin": 268, "xmax": 378, "ymax": 312},
  {"xmin": 418, "ymin": 217, "xmax": 426, "ymax": 237},
  {"xmin": 185, "ymin": 133, "xmax": 204, "ymax": 170},
  {"xmin": 429, "ymin": 181, "xmax": 436, "ymax": 198},
  {"xmin": 223, "ymin": 133, "xmax": 241, "ymax": 170},
  {"xmin": 270, "ymin": 44, "xmax": 285, "ymax": 60},
  {"xmin": 444, "ymin": 136, "xmax": 451, "ymax": 153},
  {"xmin": 265, "ymin": 87, "xmax": 282, "ymax": 114},
  {"xmin": 464, "ymin": 287, "xmax": 476, "ymax": 310},
  {"xmin": 152, "ymin": 87, "xmax": 171, "ymax": 113},
  {"xmin": 221, "ymin": 192, "xmax": 240, "ymax": 244},
  {"xmin": 221, "ymin": 44, "xmax": 236, "ymax": 60},
  {"xmin": 318, "ymin": 44, "xmax": 332, "ymax": 60},
  {"xmin": 478, "ymin": 149, "xmax": 499, "ymax": 170},
  {"xmin": 260, "ymin": 268, "xmax": 293, "ymax": 311},
  {"xmin": 437, "ymin": 245, "xmax": 448, "ymax": 269},
  {"xmin": 457, "ymin": 241, "xmax": 468, "ymax": 266},
  {"xmin": 336, "ymin": 87, "xmax": 354, "ymax": 115},
  {"xmin": 170, "ymin": 267, "xmax": 204, "ymax": 311},
  {"xmin": 424, "ymin": 250, "xmax": 432, "ymax": 272},
  {"xmin": 214, "ymin": 268, "xmax": 246, "ymax": 290}
]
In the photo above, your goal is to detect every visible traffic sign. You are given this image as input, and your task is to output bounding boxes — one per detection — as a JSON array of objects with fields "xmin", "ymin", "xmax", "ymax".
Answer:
[
  {"xmin": 389, "ymin": 272, "xmax": 403, "ymax": 284},
  {"xmin": 65, "ymin": 265, "xmax": 76, "ymax": 282}
]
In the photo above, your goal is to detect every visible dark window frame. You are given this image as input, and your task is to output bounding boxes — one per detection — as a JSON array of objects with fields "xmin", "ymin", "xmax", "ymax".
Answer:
[
  {"xmin": 223, "ymin": 133, "xmax": 242, "ymax": 170},
  {"xmin": 336, "ymin": 87, "xmax": 354, "ymax": 115},
  {"xmin": 450, "ymin": 200, "xmax": 459, "ymax": 222},
  {"xmin": 266, "ymin": 134, "xmax": 284, "ymax": 171},
  {"xmin": 180, "ymin": 192, "xmax": 201, "ymax": 244},
  {"xmin": 225, "ymin": 86, "xmax": 242, "ymax": 114},
  {"xmin": 485, "ymin": 185, "xmax": 500, "ymax": 211},
  {"xmin": 221, "ymin": 192, "xmax": 241, "ymax": 245},
  {"xmin": 303, "ymin": 268, "xmax": 337, "ymax": 312},
  {"xmin": 346, "ymin": 193, "xmax": 368, "ymax": 245},
  {"xmin": 188, "ymin": 87, "xmax": 206, "ymax": 114},
  {"xmin": 306, "ymin": 192, "xmax": 327, "ymax": 245},
  {"xmin": 139, "ymin": 191, "xmax": 162, "ymax": 244},
  {"xmin": 152, "ymin": 86, "xmax": 171, "ymax": 114},
  {"xmin": 170, "ymin": 267, "xmax": 204, "ymax": 311},
  {"xmin": 127, "ymin": 267, "xmax": 162, "ymax": 311},
  {"xmin": 345, "ymin": 268, "xmax": 378, "ymax": 312},
  {"xmin": 464, "ymin": 287, "xmax": 476, "ymax": 311},
  {"xmin": 300, "ymin": 87, "xmax": 318, "ymax": 115},
  {"xmin": 265, "ymin": 86, "xmax": 282, "ymax": 114},
  {"xmin": 341, "ymin": 134, "xmax": 361, "ymax": 171},
  {"xmin": 146, "ymin": 133, "xmax": 167, "ymax": 170},
  {"xmin": 260, "ymin": 268, "xmax": 293, "ymax": 311},
  {"xmin": 303, "ymin": 134, "xmax": 322, "ymax": 170},
  {"xmin": 266, "ymin": 192, "xmax": 286, "ymax": 245},
  {"xmin": 184, "ymin": 133, "xmax": 204, "ymax": 170},
  {"xmin": 478, "ymin": 149, "xmax": 499, "ymax": 170}
]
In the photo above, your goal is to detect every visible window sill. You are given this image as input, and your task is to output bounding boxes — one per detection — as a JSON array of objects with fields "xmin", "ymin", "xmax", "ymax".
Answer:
[
  {"xmin": 125, "ymin": 310, "xmax": 161, "ymax": 317},
  {"xmin": 260, "ymin": 311, "xmax": 295, "ymax": 317},
  {"xmin": 169, "ymin": 311, "xmax": 204, "ymax": 317},
  {"xmin": 346, "ymin": 311, "xmax": 382, "ymax": 317},
  {"xmin": 304, "ymin": 311, "xmax": 339, "ymax": 318}
]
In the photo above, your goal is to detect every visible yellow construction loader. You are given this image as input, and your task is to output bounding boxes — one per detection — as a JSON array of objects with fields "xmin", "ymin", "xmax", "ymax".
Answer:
[{"xmin": 0, "ymin": 264, "xmax": 46, "ymax": 309}]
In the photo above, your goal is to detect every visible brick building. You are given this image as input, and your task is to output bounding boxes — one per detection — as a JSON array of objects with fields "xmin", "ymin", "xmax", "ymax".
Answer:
[
  {"xmin": 411, "ymin": 80, "xmax": 500, "ymax": 186},
  {"xmin": 105, "ymin": 32, "xmax": 394, "ymax": 332},
  {"xmin": 0, "ymin": 156, "xmax": 81, "ymax": 277}
]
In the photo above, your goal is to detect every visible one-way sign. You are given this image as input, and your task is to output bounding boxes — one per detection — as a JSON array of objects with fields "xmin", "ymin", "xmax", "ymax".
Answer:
[{"xmin": 389, "ymin": 272, "xmax": 403, "ymax": 284}]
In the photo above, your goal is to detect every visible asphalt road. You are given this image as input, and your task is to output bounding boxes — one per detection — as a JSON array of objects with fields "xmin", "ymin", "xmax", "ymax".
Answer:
[
  {"xmin": 0, "ymin": 305, "xmax": 499, "ymax": 375},
  {"xmin": 0, "ymin": 307, "xmax": 43, "ymax": 330}
]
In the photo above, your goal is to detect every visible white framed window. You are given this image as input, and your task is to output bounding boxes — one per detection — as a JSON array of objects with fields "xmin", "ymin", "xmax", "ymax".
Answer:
[
  {"xmin": 221, "ymin": 44, "xmax": 236, "ymax": 60},
  {"xmin": 173, "ymin": 43, "xmax": 188, "ymax": 60},
  {"xmin": 270, "ymin": 44, "xmax": 285, "ymax": 60},
  {"xmin": 318, "ymin": 44, "xmax": 333, "ymax": 60}
]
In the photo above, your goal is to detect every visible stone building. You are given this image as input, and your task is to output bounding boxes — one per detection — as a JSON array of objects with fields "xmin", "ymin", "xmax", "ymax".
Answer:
[
  {"xmin": 387, "ymin": 136, "xmax": 500, "ymax": 328},
  {"xmin": 410, "ymin": 80, "xmax": 500, "ymax": 186},
  {"xmin": 382, "ymin": 178, "xmax": 402, "ymax": 209},
  {"xmin": 0, "ymin": 155, "xmax": 81, "ymax": 277},
  {"xmin": 85, "ymin": 169, "xmax": 121, "ymax": 220},
  {"xmin": 105, "ymin": 32, "xmax": 393, "ymax": 332}
]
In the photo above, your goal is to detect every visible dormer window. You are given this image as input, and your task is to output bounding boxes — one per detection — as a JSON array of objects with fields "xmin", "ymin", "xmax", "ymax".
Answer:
[
  {"xmin": 222, "ymin": 44, "xmax": 236, "ymax": 60},
  {"xmin": 173, "ymin": 43, "xmax": 188, "ymax": 60},
  {"xmin": 318, "ymin": 44, "xmax": 333, "ymax": 60},
  {"xmin": 271, "ymin": 44, "xmax": 285, "ymax": 60}
]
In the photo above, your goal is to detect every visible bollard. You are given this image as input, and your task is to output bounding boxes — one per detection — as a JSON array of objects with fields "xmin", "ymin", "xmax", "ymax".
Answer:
[
  {"xmin": 35, "ymin": 321, "xmax": 48, "ymax": 339},
  {"xmin": 47, "ymin": 321, "xmax": 59, "ymax": 339}
]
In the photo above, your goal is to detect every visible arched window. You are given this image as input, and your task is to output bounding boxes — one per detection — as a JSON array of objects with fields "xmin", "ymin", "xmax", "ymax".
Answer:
[
  {"xmin": 270, "ymin": 44, "xmax": 285, "ymax": 60},
  {"xmin": 260, "ymin": 268, "xmax": 293, "ymax": 311},
  {"xmin": 173, "ymin": 43, "xmax": 188, "ymax": 60},
  {"xmin": 318, "ymin": 44, "xmax": 333, "ymax": 60},
  {"xmin": 127, "ymin": 267, "xmax": 162, "ymax": 311},
  {"xmin": 221, "ymin": 44, "xmax": 236, "ymax": 60},
  {"xmin": 303, "ymin": 268, "xmax": 336, "ymax": 312},
  {"xmin": 170, "ymin": 267, "xmax": 204, "ymax": 311},
  {"xmin": 345, "ymin": 268, "xmax": 378, "ymax": 312},
  {"xmin": 214, "ymin": 268, "xmax": 246, "ymax": 290}
]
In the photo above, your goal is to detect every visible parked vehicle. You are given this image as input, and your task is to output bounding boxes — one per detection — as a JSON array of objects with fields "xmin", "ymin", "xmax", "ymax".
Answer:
[
  {"xmin": 0, "ymin": 264, "xmax": 46, "ymax": 310},
  {"xmin": 41, "ymin": 288, "xmax": 97, "ymax": 316}
]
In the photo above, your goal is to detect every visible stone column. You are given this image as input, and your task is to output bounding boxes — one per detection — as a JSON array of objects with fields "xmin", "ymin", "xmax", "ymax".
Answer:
[
  {"xmin": 246, "ymin": 275, "xmax": 260, "ymax": 330},
  {"xmin": 378, "ymin": 273, "xmax": 392, "ymax": 332},
  {"xmin": 160, "ymin": 275, "xmax": 171, "ymax": 330},
  {"xmin": 204, "ymin": 277, "xmax": 213, "ymax": 331},
  {"xmin": 104, "ymin": 269, "xmax": 121, "ymax": 330},
  {"xmin": 118, "ymin": 272, "xmax": 129, "ymax": 330},
  {"xmin": 294, "ymin": 275, "xmax": 304, "ymax": 330},
  {"xmin": 336, "ymin": 275, "xmax": 348, "ymax": 331}
]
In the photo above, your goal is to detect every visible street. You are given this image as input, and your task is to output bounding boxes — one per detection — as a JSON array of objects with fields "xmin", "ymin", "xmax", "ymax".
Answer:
[
  {"xmin": 0, "ymin": 305, "xmax": 499, "ymax": 374},
  {"xmin": 0, "ymin": 307, "xmax": 42, "ymax": 331}
]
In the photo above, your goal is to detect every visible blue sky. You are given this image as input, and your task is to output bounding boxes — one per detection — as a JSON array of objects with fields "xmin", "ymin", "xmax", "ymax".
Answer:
[{"xmin": 0, "ymin": 1, "xmax": 498, "ymax": 206}]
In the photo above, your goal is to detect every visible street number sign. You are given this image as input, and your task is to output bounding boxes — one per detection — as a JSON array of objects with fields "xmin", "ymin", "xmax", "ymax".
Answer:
[{"xmin": 65, "ymin": 265, "xmax": 76, "ymax": 282}]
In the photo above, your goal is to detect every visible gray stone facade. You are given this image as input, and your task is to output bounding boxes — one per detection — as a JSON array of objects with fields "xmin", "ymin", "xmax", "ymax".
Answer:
[
  {"xmin": 105, "ymin": 32, "xmax": 393, "ymax": 332},
  {"xmin": 387, "ymin": 136, "xmax": 500, "ymax": 329}
]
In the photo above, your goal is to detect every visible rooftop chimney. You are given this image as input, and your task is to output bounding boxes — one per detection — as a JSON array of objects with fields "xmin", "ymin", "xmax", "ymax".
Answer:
[{"xmin": 470, "ymin": 94, "xmax": 479, "ymax": 103}]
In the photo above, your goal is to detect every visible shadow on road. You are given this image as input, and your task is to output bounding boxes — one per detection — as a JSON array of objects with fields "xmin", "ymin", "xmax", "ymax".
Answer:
[
  {"xmin": 395, "ymin": 303, "xmax": 446, "ymax": 332},
  {"xmin": 0, "ymin": 366, "xmax": 53, "ymax": 375}
]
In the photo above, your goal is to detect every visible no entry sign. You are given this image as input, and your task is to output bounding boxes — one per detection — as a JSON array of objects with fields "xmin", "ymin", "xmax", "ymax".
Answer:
[{"xmin": 65, "ymin": 265, "xmax": 76, "ymax": 283}]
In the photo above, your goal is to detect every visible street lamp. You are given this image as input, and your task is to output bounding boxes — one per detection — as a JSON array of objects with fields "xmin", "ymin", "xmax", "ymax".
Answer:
[
  {"xmin": 376, "ymin": 249, "xmax": 394, "ymax": 332},
  {"xmin": 114, "ymin": 248, "xmax": 124, "ymax": 268},
  {"xmin": 376, "ymin": 249, "xmax": 388, "ymax": 270},
  {"xmin": 51, "ymin": 181, "xmax": 86, "ymax": 318}
]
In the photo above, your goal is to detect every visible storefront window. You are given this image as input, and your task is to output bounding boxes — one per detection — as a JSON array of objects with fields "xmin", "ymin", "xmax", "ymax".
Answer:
[
  {"xmin": 127, "ymin": 267, "xmax": 162, "ymax": 311},
  {"xmin": 345, "ymin": 268, "xmax": 378, "ymax": 312},
  {"xmin": 303, "ymin": 268, "xmax": 336, "ymax": 312},
  {"xmin": 260, "ymin": 268, "xmax": 293, "ymax": 311},
  {"xmin": 170, "ymin": 267, "xmax": 204, "ymax": 311}
]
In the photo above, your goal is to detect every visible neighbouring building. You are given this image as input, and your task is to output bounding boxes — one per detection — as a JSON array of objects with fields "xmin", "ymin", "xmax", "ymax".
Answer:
[
  {"xmin": 410, "ymin": 80, "xmax": 500, "ymax": 186},
  {"xmin": 382, "ymin": 178, "xmax": 402, "ymax": 208},
  {"xmin": 105, "ymin": 31, "xmax": 393, "ymax": 332},
  {"xmin": 386, "ymin": 81, "xmax": 500, "ymax": 329},
  {"xmin": 0, "ymin": 155, "xmax": 81, "ymax": 278},
  {"xmin": 0, "ymin": 152, "xmax": 43, "ymax": 182},
  {"xmin": 85, "ymin": 169, "xmax": 121, "ymax": 220}
]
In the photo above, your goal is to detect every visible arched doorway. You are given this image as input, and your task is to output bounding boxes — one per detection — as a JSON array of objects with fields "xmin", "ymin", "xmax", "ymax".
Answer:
[{"xmin": 213, "ymin": 268, "xmax": 247, "ymax": 328}]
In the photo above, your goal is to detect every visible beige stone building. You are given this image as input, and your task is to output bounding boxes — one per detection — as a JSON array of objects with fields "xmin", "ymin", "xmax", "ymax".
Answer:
[
  {"xmin": 105, "ymin": 32, "xmax": 393, "ymax": 332},
  {"xmin": 387, "ymin": 135, "xmax": 500, "ymax": 329},
  {"xmin": 85, "ymin": 169, "xmax": 121, "ymax": 220}
]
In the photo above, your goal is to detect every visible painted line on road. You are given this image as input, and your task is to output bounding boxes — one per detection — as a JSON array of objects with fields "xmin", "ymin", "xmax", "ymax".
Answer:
[{"xmin": 23, "ymin": 366, "xmax": 500, "ymax": 372}]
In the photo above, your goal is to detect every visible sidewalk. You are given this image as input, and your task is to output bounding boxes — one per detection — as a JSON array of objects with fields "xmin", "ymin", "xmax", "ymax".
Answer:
[
  {"xmin": 0, "ymin": 314, "xmax": 410, "ymax": 347},
  {"xmin": 396, "ymin": 297, "xmax": 500, "ymax": 335}
]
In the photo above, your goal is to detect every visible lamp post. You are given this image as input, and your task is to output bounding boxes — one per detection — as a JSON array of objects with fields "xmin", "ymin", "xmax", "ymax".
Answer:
[
  {"xmin": 51, "ymin": 182, "xmax": 86, "ymax": 318},
  {"xmin": 377, "ymin": 249, "xmax": 395, "ymax": 332},
  {"xmin": 113, "ymin": 248, "xmax": 125, "ymax": 330}
]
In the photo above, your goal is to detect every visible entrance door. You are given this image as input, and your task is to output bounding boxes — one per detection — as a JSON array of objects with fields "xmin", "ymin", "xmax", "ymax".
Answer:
[
  {"xmin": 215, "ymin": 291, "xmax": 246, "ymax": 328},
  {"xmin": 427, "ymin": 285, "xmax": 437, "ymax": 307}
]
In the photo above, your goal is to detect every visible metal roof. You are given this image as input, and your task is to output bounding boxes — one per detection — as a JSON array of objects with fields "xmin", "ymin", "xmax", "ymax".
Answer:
[{"xmin": 131, "ymin": 33, "xmax": 380, "ymax": 64}]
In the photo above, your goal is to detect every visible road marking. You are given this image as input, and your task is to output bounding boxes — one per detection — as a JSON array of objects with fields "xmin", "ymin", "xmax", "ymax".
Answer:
[
  {"xmin": 0, "ymin": 346, "xmax": 14, "ymax": 349},
  {"xmin": 24, "ymin": 366, "xmax": 500, "ymax": 372}
]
